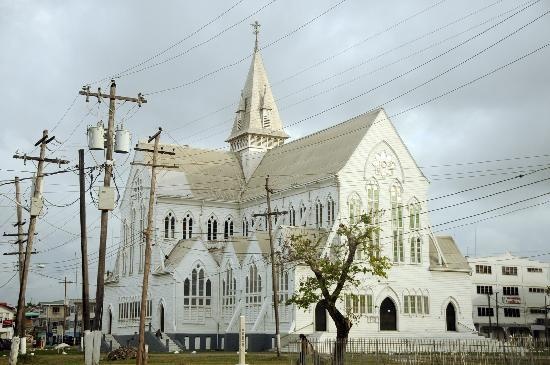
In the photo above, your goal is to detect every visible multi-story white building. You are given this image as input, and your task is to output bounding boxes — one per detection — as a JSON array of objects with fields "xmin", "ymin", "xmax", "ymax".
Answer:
[
  {"xmin": 468, "ymin": 253, "xmax": 550, "ymax": 339},
  {"xmin": 0, "ymin": 303, "xmax": 15, "ymax": 339},
  {"xmin": 102, "ymin": 32, "xmax": 478, "ymax": 351}
]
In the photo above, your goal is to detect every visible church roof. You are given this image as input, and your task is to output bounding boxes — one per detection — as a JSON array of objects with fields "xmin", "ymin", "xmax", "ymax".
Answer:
[
  {"xmin": 226, "ymin": 46, "xmax": 288, "ymax": 142},
  {"xmin": 429, "ymin": 235, "xmax": 471, "ymax": 272},
  {"xmin": 135, "ymin": 142, "xmax": 245, "ymax": 202},
  {"xmin": 242, "ymin": 109, "xmax": 382, "ymax": 201}
]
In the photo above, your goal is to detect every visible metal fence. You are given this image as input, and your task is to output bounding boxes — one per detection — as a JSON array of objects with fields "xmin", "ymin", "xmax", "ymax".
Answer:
[{"xmin": 285, "ymin": 337, "xmax": 550, "ymax": 365}]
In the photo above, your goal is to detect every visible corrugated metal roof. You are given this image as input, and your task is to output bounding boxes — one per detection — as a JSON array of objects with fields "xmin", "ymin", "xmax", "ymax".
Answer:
[
  {"xmin": 135, "ymin": 143, "xmax": 245, "ymax": 202},
  {"xmin": 242, "ymin": 109, "xmax": 382, "ymax": 201},
  {"xmin": 430, "ymin": 235, "xmax": 471, "ymax": 272}
]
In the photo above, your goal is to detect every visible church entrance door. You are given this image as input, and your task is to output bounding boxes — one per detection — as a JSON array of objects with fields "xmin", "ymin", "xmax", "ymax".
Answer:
[
  {"xmin": 446, "ymin": 303, "xmax": 457, "ymax": 331},
  {"xmin": 379, "ymin": 298, "xmax": 397, "ymax": 331},
  {"xmin": 160, "ymin": 304, "xmax": 165, "ymax": 333},
  {"xmin": 315, "ymin": 302, "xmax": 327, "ymax": 332}
]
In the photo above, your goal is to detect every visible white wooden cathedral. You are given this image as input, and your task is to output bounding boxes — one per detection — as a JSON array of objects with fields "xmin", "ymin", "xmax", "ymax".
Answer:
[{"xmin": 102, "ymin": 29, "xmax": 477, "ymax": 351}]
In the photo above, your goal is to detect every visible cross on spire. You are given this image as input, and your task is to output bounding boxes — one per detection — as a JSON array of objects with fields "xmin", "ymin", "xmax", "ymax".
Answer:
[{"xmin": 251, "ymin": 20, "xmax": 261, "ymax": 52}]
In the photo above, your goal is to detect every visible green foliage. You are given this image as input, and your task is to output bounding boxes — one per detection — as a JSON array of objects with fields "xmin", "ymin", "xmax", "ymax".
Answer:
[{"xmin": 281, "ymin": 213, "xmax": 391, "ymax": 335}]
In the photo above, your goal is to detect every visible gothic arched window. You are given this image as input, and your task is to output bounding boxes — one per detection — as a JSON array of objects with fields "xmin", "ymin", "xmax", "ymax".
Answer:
[
  {"xmin": 222, "ymin": 264, "xmax": 237, "ymax": 322},
  {"xmin": 409, "ymin": 199, "xmax": 421, "ymax": 231},
  {"xmin": 182, "ymin": 213, "xmax": 193, "ymax": 239},
  {"xmin": 391, "ymin": 185, "xmax": 404, "ymax": 263},
  {"xmin": 315, "ymin": 199, "xmax": 323, "ymax": 228},
  {"xmin": 299, "ymin": 202, "xmax": 307, "ymax": 226},
  {"xmin": 224, "ymin": 217, "xmax": 234, "ymax": 240},
  {"xmin": 348, "ymin": 193, "xmax": 362, "ymax": 224},
  {"xmin": 410, "ymin": 236, "xmax": 422, "ymax": 264},
  {"xmin": 289, "ymin": 205, "xmax": 296, "ymax": 226},
  {"xmin": 207, "ymin": 216, "xmax": 218, "ymax": 241},
  {"xmin": 367, "ymin": 180, "xmax": 380, "ymax": 252},
  {"xmin": 183, "ymin": 265, "xmax": 212, "ymax": 323},
  {"xmin": 326, "ymin": 196, "xmax": 335, "ymax": 226},
  {"xmin": 164, "ymin": 213, "xmax": 175, "ymax": 238},
  {"xmin": 245, "ymin": 263, "xmax": 262, "ymax": 320},
  {"xmin": 242, "ymin": 216, "xmax": 249, "ymax": 237}
]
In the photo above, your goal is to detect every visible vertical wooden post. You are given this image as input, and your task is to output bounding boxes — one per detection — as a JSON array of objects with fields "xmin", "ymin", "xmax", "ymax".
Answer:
[
  {"xmin": 79, "ymin": 149, "xmax": 91, "ymax": 330},
  {"xmin": 94, "ymin": 81, "xmax": 117, "ymax": 332},
  {"xmin": 136, "ymin": 128, "xmax": 162, "ymax": 365},
  {"xmin": 15, "ymin": 177, "xmax": 24, "ymax": 285},
  {"xmin": 265, "ymin": 176, "xmax": 281, "ymax": 357},
  {"xmin": 10, "ymin": 130, "xmax": 48, "ymax": 365}
]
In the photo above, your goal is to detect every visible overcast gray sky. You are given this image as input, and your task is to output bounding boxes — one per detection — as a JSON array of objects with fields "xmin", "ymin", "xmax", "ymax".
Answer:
[{"xmin": 1, "ymin": 0, "xmax": 549, "ymax": 304}]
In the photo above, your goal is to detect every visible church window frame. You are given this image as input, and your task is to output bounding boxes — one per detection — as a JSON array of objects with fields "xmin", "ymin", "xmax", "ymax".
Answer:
[
  {"xmin": 182, "ymin": 213, "xmax": 193, "ymax": 239},
  {"xmin": 222, "ymin": 263, "xmax": 237, "ymax": 323},
  {"xmin": 410, "ymin": 235, "xmax": 422, "ymax": 264},
  {"xmin": 245, "ymin": 262, "xmax": 263, "ymax": 322},
  {"xmin": 409, "ymin": 199, "xmax": 421, "ymax": 231},
  {"xmin": 183, "ymin": 264, "xmax": 212, "ymax": 323},
  {"xmin": 164, "ymin": 212, "xmax": 176, "ymax": 239},
  {"xmin": 299, "ymin": 201, "xmax": 307, "ymax": 226},
  {"xmin": 390, "ymin": 184, "xmax": 404, "ymax": 263},
  {"xmin": 224, "ymin": 216, "xmax": 234, "ymax": 240},
  {"xmin": 138, "ymin": 204, "xmax": 145, "ymax": 273},
  {"xmin": 315, "ymin": 199, "xmax": 323, "ymax": 228},
  {"xmin": 348, "ymin": 193, "xmax": 362, "ymax": 225},
  {"xmin": 207, "ymin": 215, "xmax": 218, "ymax": 241},
  {"xmin": 366, "ymin": 180, "xmax": 380, "ymax": 256},
  {"xmin": 277, "ymin": 270, "xmax": 291, "ymax": 321},
  {"xmin": 326, "ymin": 196, "xmax": 336, "ymax": 226},
  {"xmin": 289, "ymin": 204, "xmax": 296, "ymax": 226},
  {"xmin": 242, "ymin": 216, "xmax": 249, "ymax": 237}
]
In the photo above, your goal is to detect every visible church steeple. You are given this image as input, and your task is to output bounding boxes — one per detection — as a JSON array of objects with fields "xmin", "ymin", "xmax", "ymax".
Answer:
[{"xmin": 226, "ymin": 21, "xmax": 289, "ymax": 180}]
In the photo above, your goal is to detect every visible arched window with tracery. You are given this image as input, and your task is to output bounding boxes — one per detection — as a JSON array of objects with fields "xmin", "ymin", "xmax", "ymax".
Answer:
[
  {"xmin": 183, "ymin": 264, "xmax": 212, "ymax": 323},
  {"xmin": 326, "ymin": 196, "xmax": 336, "ymax": 226},
  {"xmin": 164, "ymin": 212, "xmax": 175, "ymax": 238},
  {"xmin": 409, "ymin": 199, "xmax": 421, "ymax": 231},
  {"xmin": 207, "ymin": 215, "xmax": 218, "ymax": 241},
  {"xmin": 182, "ymin": 213, "xmax": 193, "ymax": 239},
  {"xmin": 139, "ymin": 204, "xmax": 145, "ymax": 272},
  {"xmin": 315, "ymin": 199, "xmax": 323, "ymax": 228},
  {"xmin": 348, "ymin": 193, "xmax": 362, "ymax": 224},
  {"xmin": 391, "ymin": 185, "xmax": 404, "ymax": 263},
  {"xmin": 242, "ymin": 216, "xmax": 249, "ymax": 237},
  {"xmin": 367, "ymin": 180, "xmax": 380, "ymax": 254},
  {"xmin": 129, "ymin": 208, "xmax": 136, "ymax": 275},
  {"xmin": 299, "ymin": 202, "xmax": 307, "ymax": 226},
  {"xmin": 289, "ymin": 205, "xmax": 296, "ymax": 226},
  {"xmin": 245, "ymin": 263, "xmax": 262, "ymax": 322},
  {"xmin": 224, "ymin": 217, "xmax": 234, "ymax": 240},
  {"xmin": 222, "ymin": 264, "xmax": 237, "ymax": 322},
  {"xmin": 410, "ymin": 236, "xmax": 422, "ymax": 264},
  {"xmin": 278, "ymin": 271, "xmax": 290, "ymax": 321}
]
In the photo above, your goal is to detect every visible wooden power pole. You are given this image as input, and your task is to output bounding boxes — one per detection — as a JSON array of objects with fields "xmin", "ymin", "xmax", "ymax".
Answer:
[
  {"xmin": 78, "ymin": 81, "xmax": 146, "ymax": 341},
  {"xmin": 9, "ymin": 130, "xmax": 69, "ymax": 365},
  {"xmin": 132, "ymin": 128, "xmax": 176, "ymax": 365},
  {"xmin": 78, "ymin": 149, "xmax": 91, "ymax": 333},
  {"xmin": 59, "ymin": 276, "xmax": 75, "ymax": 343},
  {"xmin": 15, "ymin": 177, "xmax": 25, "ymax": 284},
  {"xmin": 252, "ymin": 176, "xmax": 287, "ymax": 357}
]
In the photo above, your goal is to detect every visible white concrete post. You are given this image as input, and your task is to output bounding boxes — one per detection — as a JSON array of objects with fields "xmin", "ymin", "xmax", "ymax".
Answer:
[
  {"xmin": 19, "ymin": 337, "xmax": 26, "ymax": 355},
  {"xmin": 236, "ymin": 315, "xmax": 247, "ymax": 365},
  {"xmin": 84, "ymin": 330, "xmax": 93, "ymax": 365}
]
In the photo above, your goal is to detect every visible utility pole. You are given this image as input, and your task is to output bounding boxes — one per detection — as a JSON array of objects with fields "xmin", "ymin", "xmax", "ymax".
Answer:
[
  {"xmin": 9, "ymin": 130, "xmax": 69, "ymax": 365},
  {"xmin": 545, "ymin": 286, "xmax": 549, "ymax": 348},
  {"xmin": 487, "ymin": 293, "xmax": 492, "ymax": 339},
  {"xmin": 15, "ymin": 177, "xmax": 25, "ymax": 284},
  {"xmin": 133, "ymin": 128, "xmax": 176, "ymax": 365},
  {"xmin": 59, "ymin": 276, "xmax": 75, "ymax": 344},
  {"xmin": 495, "ymin": 292, "xmax": 499, "ymax": 339},
  {"xmin": 79, "ymin": 81, "xmax": 146, "ymax": 364},
  {"xmin": 252, "ymin": 176, "xmax": 287, "ymax": 357},
  {"xmin": 78, "ymin": 149, "xmax": 91, "ymax": 341}
]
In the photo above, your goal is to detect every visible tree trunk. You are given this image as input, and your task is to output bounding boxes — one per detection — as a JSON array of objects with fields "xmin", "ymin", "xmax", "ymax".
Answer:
[{"xmin": 324, "ymin": 301, "xmax": 351, "ymax": 365}]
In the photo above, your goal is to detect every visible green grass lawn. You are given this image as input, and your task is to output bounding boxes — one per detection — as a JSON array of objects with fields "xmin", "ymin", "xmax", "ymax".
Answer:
[{"xmin": 0, "ymin": 350, "xmax": 294, "ymax": 365}]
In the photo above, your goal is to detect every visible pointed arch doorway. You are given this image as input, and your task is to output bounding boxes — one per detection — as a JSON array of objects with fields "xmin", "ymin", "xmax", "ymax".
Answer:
[
  {"xmin": 379, "ymin": 298, "xmax": 397, "ymax": 331},
  {"xmin": 446, "ymin": 303, "xmax": 457, "ymax": 331},
  {"xmin": 315, "ymin": 302, "xmax": 327, "ymax": 331}
]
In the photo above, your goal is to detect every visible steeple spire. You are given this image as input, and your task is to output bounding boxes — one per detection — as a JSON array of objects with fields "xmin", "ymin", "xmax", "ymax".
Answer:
[
  {"xmin": 251, "ymin": 20, "xmax": 261, "ymax": 52},
  {"xmin": 226, "ymin": 23, "xmax": 289, "ymax": 180}
]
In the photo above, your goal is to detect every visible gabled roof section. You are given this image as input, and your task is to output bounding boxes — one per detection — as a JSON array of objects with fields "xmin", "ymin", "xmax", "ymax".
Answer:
[
  {"xmin": 226, "ymin": 49, "xmax": 288, "ymax": 142},
  {"xmin": 429, "ymin": 235, "xmax": 471, "ymax": 272},
  {"xmin": 242, "ymin": 109, "xmax": 382, "ymax": 201},
  {"xmin": 135, "ymin": 142, "xmax": 245, "ymax": 202}
]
